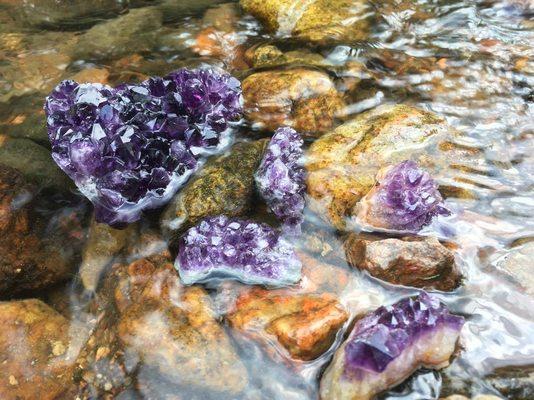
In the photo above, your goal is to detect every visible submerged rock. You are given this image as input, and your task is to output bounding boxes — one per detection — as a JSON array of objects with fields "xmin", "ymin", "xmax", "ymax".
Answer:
[
  {"xmin": 175, "ymin": 215, "xmax": 302, "ymax": 286},
  {"xmin": 255, "ymin": 127, "xmax": 306, "ymax": 232},
  {"xmin": 240, "ymin": 0, "xmax": 370, "ymax": 43},
  {"xmin": 73, "ymin": 8, "xmax": 162, "ymax": 59},
  {"xmin": 306, "ymin": 104, "xmax": 454, "ymax": 229},
  {"xmin": 486, "ymin": 365, "xmax": 534, "ymax": 400},
  {"xmin": 490, "ymin": 242, "xmax": 534, "ymax": 296},
  {"xmin": 228, "ymin": 288, "xmax": 348, "ymax": 360},
  {"xmin": 356, "ymin": 160, "xmax": 450, "ymax": 232},
  {"xmin": 0, "ymin": 135, "xmax": 72, "ymax": 191},
  {"xmin": 320, "ymin": 293, "xmax": 464, "ymax": 400},
  {"xmin": 0, "ymin": 166, "xmax": 86, "ymax": 298},
  {"xmin": 45, "ymin": 68, "xmax": 242, "ymax": 227},
  {"xmin": 242, "ymin": 68, "xmax": 345, "ymax": 135},
  {"xmin": 161, "ymin": 140, "xmax": 267, "ymax": 245},
  {"xmin": 79, "ymin": 217, "xmax": 137, "ymax": 292},
  {"xmin": 75, "ymin": 255, "xmax": 248, "ymax": 398},
  {"xmin": 0, "ymin": 299, "xmax": 77, "ymax": 400},
  {"xmin": 344, "ymin": 234, "xmax": 461, "ymax": 291}
]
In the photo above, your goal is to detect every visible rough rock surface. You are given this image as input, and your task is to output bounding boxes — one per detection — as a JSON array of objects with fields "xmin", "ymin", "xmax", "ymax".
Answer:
[
  {"xmin": 0, "ymin": 299, "xmax": 77, "ymax": 400},
  {"xmin": 75, "ymin": 253, "xmax": 248, "ymax": 398},
  {"xmin": 228, "ymin": 288, "xmax": 347, "ymax": 360},
  {"xmin": 306, "ymin": 104, "xmax": 460, "ymax": 229},
  {"xmin": 0, "ymin": 166, "xmax": 86, "ymax": 298},
  {"xmin": 242, "ymin": 68, "xmax": 345, "ymax": 135},
  {"xmin": 344, "ymin": 234, "xmax": 461, "ymax": 291},
  {"xmin": 486, "ymin": 365, "xmax": 534, "ymax": 400},
  {"xmin": 161, "ymin": 140, "xmax": 267, "ymax": 246},
  {"xmin": 240, "ymin": 0, "xmax": 370, "ymax": 43}
]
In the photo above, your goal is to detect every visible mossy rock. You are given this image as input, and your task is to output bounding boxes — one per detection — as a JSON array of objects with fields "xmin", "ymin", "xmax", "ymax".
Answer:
[
  {"xmin": 161, "ymin": 139, "xmax": 268, "ymax": 246},
  {"xmin": 240, "ymin": 0, "xmax": 370, "ymax": 43}
]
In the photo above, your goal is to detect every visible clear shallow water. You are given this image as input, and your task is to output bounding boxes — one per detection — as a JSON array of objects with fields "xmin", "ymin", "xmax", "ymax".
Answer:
[{"xmin": 0, "ymin": 0, "xmax": 533, "ymax": 399}]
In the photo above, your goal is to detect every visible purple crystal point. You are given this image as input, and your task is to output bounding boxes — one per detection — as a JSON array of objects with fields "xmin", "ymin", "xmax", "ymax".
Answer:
[
  {"xmin": 320, "ymin": 293, "xmax": 464, "ymax": 400},
  {"xmin": 255, "ymin": 127, "xmax": 306, "ymax": 232},
  {"xmin": 175, "ymin": 215, "xmax": 302, "ymax": 286},
  {"xmin": 44, "ymin": 68, "xmax": 243, "ymax": 227},
  {"xmin": 357, "ymin": 160, "xmax": 450, "ymax": 232}
]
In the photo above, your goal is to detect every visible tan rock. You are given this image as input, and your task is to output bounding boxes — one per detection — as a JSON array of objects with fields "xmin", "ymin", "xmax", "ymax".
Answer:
[
  {"xmin": 305, "ymin": 104, "xmax": 478, "ymax": 229},
  {"xmin": 344, "ymin": 234, "xmax": 461, "ymax": 291},
  {"xmin": 491, "ymin": 242, "xmax": 534, "ymax": 296},
  {"xmin": 228, "ymin": 288, "xmax": 348, "ymax": 360},
  {"xmin": 242, "ymin": 68, "xmax": 345, "ymax": 135},
  {"xmin": 0, "ymin": 299, "xmax": 76, "ymax": 400},
  {"xmin": 240, "ymin": 0, "xmax": 370, "ymax": 43}
]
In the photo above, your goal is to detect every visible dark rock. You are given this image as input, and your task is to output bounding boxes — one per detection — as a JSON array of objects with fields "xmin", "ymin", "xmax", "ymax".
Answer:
[
  {"xmin": 344, "ymin": 234, "xmax": 461, "ymax": 291},
  {"xmin": 0, "ymin": 299, "xmax": 78, "ymax": 400},
  {"xmin": 486, "ymin": 365, "xmax": 534, "ymax": 400},
  {"xmin": 161, "ymin": 139, "xmax": 267, "ymax": 245},
  {"xmin": 0, "ymin": 166, "xmax": 86, "ymax": 298}
]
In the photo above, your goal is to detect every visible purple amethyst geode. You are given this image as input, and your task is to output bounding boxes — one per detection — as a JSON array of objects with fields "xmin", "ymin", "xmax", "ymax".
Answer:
[
  {"xmin": 320, "ymin": 293, "xmax": 464, "ymax": 400},
  {"xmin": 356, "ymin": 160, "xmax": 450, "ymax": 232},
  {"xmin": 175, "ymin": 215, "xmax": 302, "ymax": 286},
  {"xmin": 255, "ymin": 127, "xmax": 306, "ymax": 232},
  {"xmin": 44, "ymin": 68, "xmax": 242, "ymax": 227}
]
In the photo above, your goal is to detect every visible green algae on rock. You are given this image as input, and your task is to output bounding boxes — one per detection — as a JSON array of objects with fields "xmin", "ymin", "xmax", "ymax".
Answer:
[
  {"xmin": 240, "ymin": 0, "xmax": 370, "ymax": 43},
  {"xmin": 161, "ymin": 139, "xmax": 267, "ymax": 246}
]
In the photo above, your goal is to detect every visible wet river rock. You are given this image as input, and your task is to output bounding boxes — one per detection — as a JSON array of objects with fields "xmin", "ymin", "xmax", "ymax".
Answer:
[
  {"xmin": 0, "ymin": 166, "xmax": 86, "ymax": 298},
  {"xmin": 161, "ymin": 139, "xmax": 267, "ymax": 246},
  {"xmin": 486, "ymin": 365, "xmax": 534, "ymax": 400},
  {"xmin": 306, "ymin": 104, "xmax": 471, "ymax": 229},
  {"xmin": 0, "ymin": 299, "xmax": 77, "ymax": 400},
  {"xmin": 228, "ymin": 288, "xmax": 348, "ymax": 361},
  {"xmin": 242, "ymin": 68, "xmax": 345, "ymax": 135},
  {"xmin": 240, "ymin": 0, "xmax": 370, "ymax": 43},
  {"xmin": 490, "ymin": 242, "xmax": 534, "ymax": 296},
  {"xmin": 344, "ymin": 234, "xmax": 461, "ymax": 291},
  {"xmin": 75, "ymin": 255, "xmax": 247, "ymax": 398}
]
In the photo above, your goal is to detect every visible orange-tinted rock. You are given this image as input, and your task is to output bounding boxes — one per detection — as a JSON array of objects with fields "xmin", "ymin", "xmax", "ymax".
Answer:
[
  {"xmin": 228, "ymin": 288, "xmax": 348, "ymax": 360},
  {"xmin": 75, "ymin": 254, "xmax": 248, "ymax": 398},
  {"xmin": 0, "ymin": 166, "xmax": 86, "ymax": 298},
  {"xmin": 0, "ymin": 299, "xmax": 77, "ymax": 400},
  {"xmin": 242, "ymin": 68, "xmax": 345, "ymax": 135},
  {"xmin": 344, "ymin": 234, "xmax": 461, "ymax": 291}
]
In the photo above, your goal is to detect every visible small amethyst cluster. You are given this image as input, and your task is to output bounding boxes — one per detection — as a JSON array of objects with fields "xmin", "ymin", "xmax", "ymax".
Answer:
[
  {"xmin": 344, "ymin": 293, "xmax": 464, "ymax": 375},
  {"xmin": 175, "ymin": 215, "xmax": 302, "ymax": 286},
  {"xmin": 45, "ymin": 68, "xmax": 242, "ymax": 227},
  {"xmin": 255, "ymin": 127, "xmax": 306, "ymax": 233},
  {"xmin": 358, "ymin": 160, "xmax": 450, "ymax": 232}
]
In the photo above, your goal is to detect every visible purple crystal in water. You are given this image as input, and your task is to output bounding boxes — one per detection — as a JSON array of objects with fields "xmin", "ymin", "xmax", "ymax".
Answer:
[
  {"xmin": 320, "ymin": 293, "xmax": 464, "ymax": 400},
  {"xmin": 175, "ymin": 215, "xmax": 302, "ymax": 286},
  {"xmin": 44, "ymin": 68, "xmax": 242, "ymax": 227},
  {"xmin": 344, "ymin": 293, "xmax": 464, "ymax": 375},
  {"xmin": 357, "ymin": 160, "xmax": 450, "ymax": 232},
  {"xmin": 255, "ymin": 127, "xmax": 306, "ymax": 233}
]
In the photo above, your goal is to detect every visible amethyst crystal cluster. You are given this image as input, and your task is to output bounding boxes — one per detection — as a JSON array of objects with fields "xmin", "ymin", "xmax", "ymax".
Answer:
[
  {"xmin": 320, "ymin": 293, "xmax": 464, "ymax": 400},
  {"xmin": 255, "ymin": 127, "xmax": 306, "ymax": 233},
  {"xmin": 357, "ymin": 160, "xmax": 450, "ymax": 232},
  {"xmin": 44, "ymin": 68, "xmax": 242, "ymax": 227},
  {"xmin": 175, "ymin": 215, "xmax": 302, "ymax": 286}
]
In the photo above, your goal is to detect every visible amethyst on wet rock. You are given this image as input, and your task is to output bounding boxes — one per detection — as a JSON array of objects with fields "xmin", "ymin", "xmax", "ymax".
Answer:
[
  {"xmin": 175, "ymin": 215, "xmax": 302, "ymax": 286},
  {"xmin": 44, "ymin": 68, "xmax": 242, "ymax": 227},
  {"xmin": 356, "ymin": 160, "xmax": 450, "ymax": 232},
  {"xmin": 320, "ymin": 293, "xmax": 464, "ymax": 400},
  {"xmin": 255, "ymin": 127, "xmax": 305, "ymax": 232}
]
